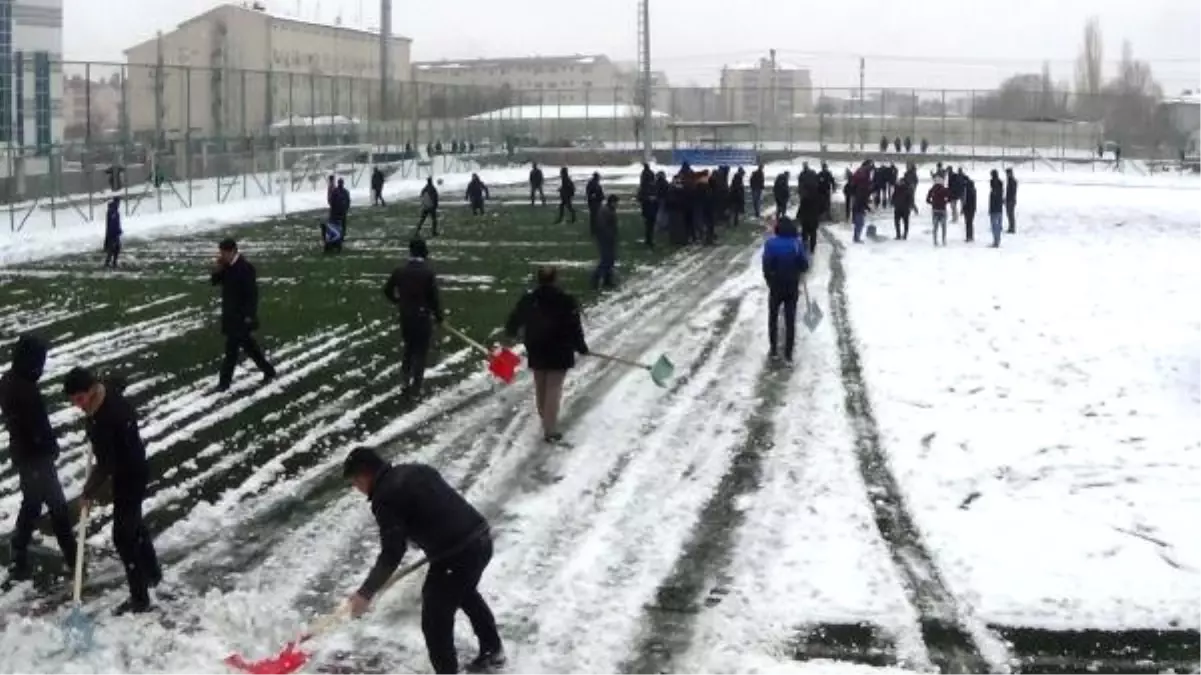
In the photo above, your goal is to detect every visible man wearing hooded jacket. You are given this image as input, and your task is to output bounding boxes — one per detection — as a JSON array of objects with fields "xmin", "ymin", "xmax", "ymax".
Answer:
[{"xmin": 0, "ymin": 335, "xmax": 76, "ymax": 580}]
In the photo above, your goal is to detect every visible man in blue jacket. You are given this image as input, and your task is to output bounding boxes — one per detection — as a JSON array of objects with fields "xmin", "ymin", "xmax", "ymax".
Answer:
[{"xmin": 762, "ymin": 217, "xmax": 811, "ymax": 363}]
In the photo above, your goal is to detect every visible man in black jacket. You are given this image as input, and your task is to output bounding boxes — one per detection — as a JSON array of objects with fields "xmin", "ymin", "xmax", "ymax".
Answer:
[
  {"xmin": 591, "ymin": 194, "xmax": 619, "ymax": 290},
  {"xmin": 382, "ymin": 238, "xmax": 443, "ymax": 399},
  {"xmin": 330, "ymin": 178, "xmax": 351, "ymax": 238},
  {"xmin": 417, "ymin": 177, "xmax": 440, "ymax": 236},
  {"xmin": 749, "ymin": 164, "xmax": 765, "ymax": 218},
  {"xmin": 555, "ymin": 168, "xmax": 576, "ymax": 224},
  {"xmin": 344, "ymin": 447, "xmax": 503, "ymax": 674},
  {"xmin": 63, "ymin": 367, "xmax": 160, "ymax": 615},
  {"xmin": 0, "ymin": 335, "xmax": 76, "ymax": 579},
  {"xmin": 962, "ymin": 176, "xmax": 978, "ymax": 242},
  {"xmin": 529, "ymin": 163, "xmax": 545, "ymax": 206},
  {"xmin": 772, "ymin": 170, "xmax": 791, "ymax": 215},
  {"xmin": 465, "ymin": 174, "xmax": 489, "ymax": 216},
  {"xmin": 211, "ymin": 239, "xmax": 276, "ymax": 392},
  {"xmin": 585, "ymin": 171, "xmax": 605, "ymax": 235},
  {"xmin": 816, "ymin": 162, "xmax": 835, "ymax": 222},
  {"xmin": 371, "ymin": 167, "xmax": 386, "ymax": 207},
  {"xmin": 504, "ymin": 267, "xmax": 589, "ymax": 443},
  {"xmin": 1005, "ymin": 168, "xmax": 1018, "ymax": 234}
]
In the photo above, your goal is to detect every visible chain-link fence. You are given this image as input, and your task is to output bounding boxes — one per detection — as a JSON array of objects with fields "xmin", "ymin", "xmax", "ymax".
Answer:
[{"xmin": 2, "ymin": 60, "xmax": 1194, "ymax": 223}]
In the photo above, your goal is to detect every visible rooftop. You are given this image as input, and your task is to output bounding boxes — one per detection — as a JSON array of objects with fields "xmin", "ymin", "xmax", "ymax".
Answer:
[
  {"xmin": 724, "ymin": 60, "xmax": 809, "ymax": 72},
  {"xmin": 465, "ymin": 103, "xmax": 669, "ymax": 121},
  {"xmin": 415, "ymin": 54, "xmax": 610, "ymax": 71}
]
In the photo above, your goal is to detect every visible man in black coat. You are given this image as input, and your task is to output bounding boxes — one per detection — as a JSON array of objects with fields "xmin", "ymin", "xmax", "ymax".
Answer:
[
  {"xmin": 371, "ymin": 167, "xmax": 386, "ymax": 207},
  {"xmin": 529, "ymin": 163, "xmax": 546, "ymax": 206},
  {"xmin": 555, "ymin": 168, "xmax": 576, "ymax": 224},
  {"xmin": 585, "ymin": 171, "xmax": 605, "ymax": 235},
  {"xmin": 816, "ymin": 162, "xmax": 835, "ymax": 222},
  {"xmin": 211, "ymin": 239, "xmax": 276, "ymax": 392},
  {"xmin": 0, "ymin": 335, "xmax": 76, "ymax": 579},
  {"xmin": 796, "ymin": 171, "xmax": 823, "ymax": 255},
  {"xmin": 1005, "ymin": 168, "xmax": 1018, "ymax": 234},
  {"xmin": 591, "ymin": 194, "xmax": 619, "ymax": 290},
  {"xmin": 465, "ymin": 174, "xmax": 489, "ymax": 216},
  {"xmin": 344, "ymin": 447, "xmax": 503, "ymax": 675},
  {"xmin": 772, "ymin": 171, "xmax": 791, "ymax": 215},
  {"xmin": 891, "ymin": 179, "xmax": 916, "ymax": 240},
  {"xmin": 504, "ymin": 267, "xmax": 589, "ymax": 443},
  {"xmin": 382, "ymin": 239, "xmax": 443, "ymax": 399},
  {"xmin": 417, "ymin": 177, "xmax": 440, "ymax": 236},
  {"xmin": 962, "ymin": 176, "xmax": 978, "ymax": 242},
  {"xmin": 749, "ymin": 164, "xmax": 765, "ymax": 218},
  {"xmin": 729, "ymin": 167, "xmax": 746, "ymax": 227},
  {"xmin": 63, "ymin": 367, "xmax": 161, "ymax": 615},
  {"xmin": 330, "ymin": 178, "xmax": 351, "ymax": 238}
]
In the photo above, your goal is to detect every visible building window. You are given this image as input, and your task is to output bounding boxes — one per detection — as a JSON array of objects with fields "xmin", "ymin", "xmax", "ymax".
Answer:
[
  {"xmin": 0, "ymin": 0, "xmax": 11, "ymax": 144},
  {"xmin": 34, "ymin": 51, "xmax": 49, "ymax": 155}
]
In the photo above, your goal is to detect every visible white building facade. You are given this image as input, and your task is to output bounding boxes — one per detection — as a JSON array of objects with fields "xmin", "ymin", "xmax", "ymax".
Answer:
[{"xmin": 1, "ymin": 0, "xmax": 64, "ymax": 176}]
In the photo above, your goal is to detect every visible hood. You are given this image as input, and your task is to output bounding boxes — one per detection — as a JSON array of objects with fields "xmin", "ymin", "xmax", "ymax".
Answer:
[
  {"xmin": 11, "ymin": 334, "xmax": 48, "ymax": 381},
  {"xmin": 774, "ymin": 217, "xmax": 799, "ymax": 238}
]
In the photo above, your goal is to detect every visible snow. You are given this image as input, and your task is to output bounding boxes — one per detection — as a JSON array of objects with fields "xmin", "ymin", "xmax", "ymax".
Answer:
[
  {"xmin": 465, "ymin": 104, "xmax": 670, "ymax": 122},
  {"xmin": 826, "ymin": 166, "xmax": 1201, "ymax": 629}
]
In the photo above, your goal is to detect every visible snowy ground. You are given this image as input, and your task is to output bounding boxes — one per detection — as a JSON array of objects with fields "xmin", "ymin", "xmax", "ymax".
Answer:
[{"xmin": 0, "ymin": 163, "xmax": 1197, "ymax": 673}]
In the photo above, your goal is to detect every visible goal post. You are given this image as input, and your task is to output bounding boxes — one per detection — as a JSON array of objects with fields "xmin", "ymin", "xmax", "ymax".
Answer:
[{"xmin": 277, "ymin": 144, "xmax": 374, "ymax": 217}]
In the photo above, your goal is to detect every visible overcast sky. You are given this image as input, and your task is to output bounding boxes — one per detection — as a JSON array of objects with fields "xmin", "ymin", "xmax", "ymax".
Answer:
[{"xmin": 64, "ymin": 0, "xmax": 1201, "ymax": 92}]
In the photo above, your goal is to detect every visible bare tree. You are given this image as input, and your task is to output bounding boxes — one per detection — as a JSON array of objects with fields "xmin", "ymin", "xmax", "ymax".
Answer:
[
  {"xmin": 1074, "ymin": 16, "xmax": 1104, "ymax": 119},
  {"xmin": 1101, "ymin": 40, "xmax": 1167, "ymax": 152}
]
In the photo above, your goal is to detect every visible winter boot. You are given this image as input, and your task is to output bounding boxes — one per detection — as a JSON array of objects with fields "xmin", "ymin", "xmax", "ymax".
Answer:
[
  {"xmin": 112, "ymin": 596, "xmax": 153, "ymax": 616},
  {"xmin": 465, "ymin": 649, "xmax": 507, "ymax": 674}
]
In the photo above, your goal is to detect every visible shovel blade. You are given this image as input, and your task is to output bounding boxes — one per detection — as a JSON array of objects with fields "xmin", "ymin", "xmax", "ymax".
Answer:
[
  {"xmin": 803, "ymin": 301, "xmax": 824, "ymax": 331},
  {"xmin": 225, "ymin": 642, "xmax": 312, "ymax": 675},
  {"xmin": 487, "ymin": 347, "xmax": 521, "ymax": 384},
  {"xmin": 62, "ymin": 606, "xmax": 94, "ymax": 653},
  {"xmin": 648, "ymin": 354, "xmax": 675, "ymax": 388}
]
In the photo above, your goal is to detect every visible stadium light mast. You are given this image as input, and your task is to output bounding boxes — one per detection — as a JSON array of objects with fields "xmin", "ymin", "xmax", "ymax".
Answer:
[
  {"xmin": 380, "ymin": 0, "xmax": 392, "ymax": 120},
  {"xmin": 637, "ymin": 0, "xmax": 652, "ymax": 163}
]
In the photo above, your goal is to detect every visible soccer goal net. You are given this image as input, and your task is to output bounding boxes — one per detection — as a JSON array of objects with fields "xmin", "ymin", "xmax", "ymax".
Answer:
[{"xmin": 277, "ymin": 144, "xmax": 374, "ymax": 217}]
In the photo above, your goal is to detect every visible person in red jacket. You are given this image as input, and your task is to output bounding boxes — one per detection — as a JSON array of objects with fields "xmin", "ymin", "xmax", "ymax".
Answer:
[{"xmin": 926, "ymin": 177, "xmax": 950, "ymax": 246}]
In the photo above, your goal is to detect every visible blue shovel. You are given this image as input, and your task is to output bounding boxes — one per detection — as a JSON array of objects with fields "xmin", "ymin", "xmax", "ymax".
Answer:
[{"xmin": 63, "ymin": 471, "xmax": 94, "ymax": 652}]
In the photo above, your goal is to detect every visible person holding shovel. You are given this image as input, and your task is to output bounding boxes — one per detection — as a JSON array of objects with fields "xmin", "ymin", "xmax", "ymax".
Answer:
[
  {"xmin": 383, "ymin": 238, "xmax": 443, "ymax": 400},
  {"xmin": 504, "ymin": 267, "xmax": 589, "ymax": 443},
  {"xmin": 343, "ymin": 447, "xmax": 504, "ymax": 674}
]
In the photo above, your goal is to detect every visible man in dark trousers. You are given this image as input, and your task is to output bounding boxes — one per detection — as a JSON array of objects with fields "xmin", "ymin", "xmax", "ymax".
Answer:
[
  {"xmin": 640, "ymin": 170, "xmax": 661, "ymax": 248},
  {"xmin": 344, "ymin": 447, "xmax": 503, "ymax": 674},
  {"xmin": 816, "ymin": 162, "xmax": 835, "ymax": 222},
  {"xmin": 63, "ymin": 367, "xmax": 161, "ymax": 615},
  {"xmin": 371, "ymin": 167, "xmax": 386, "ymax": 207},
  {"xmin": 926, "ymin": 177, "xmax": 950, "ymax": 247},
  {"xmin": 417, "ymin": 177, "xmax": 440, "ymax": 236},
  {"xmin": 772, "ymin": 170, "xmax": 791, "ymax": 215},
  {"xmin": 1005, "ymin": 168, "xmax": 1018, "ymax": 234},
  {"xmin": 962, "ymin": 175, "xmax": 978, "ymax": 242},
  {"xmin": 0, "ymin": 335, "xmax": 76, "ymax": 580},
  {"xmin": 729, "ymin": 166, "xmax": 746, "ymax": 227},
  {"xmin": 382, "ymin": 238, "xmax": 443, "ymax": 400},
  {"xmin": 529, "ymin": 163, "xmax": 546, "ymax": 206},
  {"xmin": 585, "ymin": 171, "xmax": 605, "ymax": 235},
  {"xmin": 465, "ymin": 174, "xmax": 489, "ymax": 216},
  {"xmin": 330, "ymin": 178, "xmax": 351, "ymax": 238},
  {"xmin": 761, "ymin": 217, "xmax": 811, "ymax": 364},
  {"xmin": 989, "ymin": 169, "xmax": 1005, "ymax": 247},
  {"xmin": 555, "ymin": 167, "xmax": 576, "ymax": 224},
  {"xmin": 210, "ymin": 239, "xmax": 276, "ymax": 392},
  {"xmin": 504, "ymin": 267, "xmax": 589, "ymax": 443},
  {"xmin": 891, "ymin": 178, "xmax": 915, "ymax": 240},
  {"xmin": 749, "ymin": 164, "xmax": 765, "ymax": 218},
  {"xmin": 104, "ymin": 197, "xmax": 122, "ymax": 268},
  {"xmin": 796, "ymin": 164, "xmax": 821, "ymax": 254},
  {"xmin": 591, "ymin": 194, "xmax": 619, "ymax": 290}
]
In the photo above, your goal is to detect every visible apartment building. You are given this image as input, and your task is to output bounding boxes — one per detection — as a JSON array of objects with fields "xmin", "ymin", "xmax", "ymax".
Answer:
[
  {"xmin": 1, "ymin": 0, "xmax": 64, "ymax": 176},
  {"xmin": 720, "ymin": 58, "xmax": 813, "ymax": 123},
  {"xmin": 62, "ymin": 74, "xmax": 122, "ymax": 138},
  {"xmin": 123, "ymin": 2, "xmax": 412, "ymax": 137},
  {"xmin": 414, "ymin": 54, "xmax": 647, "ymax": 106}
]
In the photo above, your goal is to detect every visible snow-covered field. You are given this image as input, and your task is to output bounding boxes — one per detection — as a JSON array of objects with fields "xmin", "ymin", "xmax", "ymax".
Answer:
[{"xmin": 0, "ymin": 161, "xmax": 1197, "ymax": 673}]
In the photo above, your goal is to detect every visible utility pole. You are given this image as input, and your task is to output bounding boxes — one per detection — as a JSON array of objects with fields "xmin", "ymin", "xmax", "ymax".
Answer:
[
  {"xmin": 380, "ymin": 0, "xmax": 391, "ymax": 121},
  {"xmin": 769, "ymin": 48, "xmax": 777, "ymax": 139},
  {"xmin": 858, "ymin": 56, "xmax": 865, "ymax": 151},
  {"xmin": 637, "ymin": 0, "xmax": 652, "ymax": 163}
]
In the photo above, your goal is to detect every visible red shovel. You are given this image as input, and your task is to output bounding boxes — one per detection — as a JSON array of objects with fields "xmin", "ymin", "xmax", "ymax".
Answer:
[
  {"xmin": 224, "ymin": 557, "xmax": 430, "ymax": 674},
  {"xmin": 442, "ymin": 323, "xmax": 521, "ymax": 384}
]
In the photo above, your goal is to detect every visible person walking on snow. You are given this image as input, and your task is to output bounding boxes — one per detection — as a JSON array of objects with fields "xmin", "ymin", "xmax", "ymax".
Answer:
[
  {"xmin": 817, "ymin": 162, "xmax": 835, "ymax": 222},
  {"xmin": 729, "ymin": 167, "xmax": 746, "ymax": 227},
  {"xmin": 850, "ymin": 162, "xmax": 873, "ymax": 243},
  {"xmin": 465, "ymin": 174, "xmax": 489, "ymax": 216},
  {"xmin": 210, "ymin": 238, "xmax": 276, "ymax": 392},
  {"xmin": 503, "ymin": 267, "xmax": 589, "ymax": 443},
  {"xmin": 555, "ymin": 168, "xmax": 576, "ymax": 224},
  {"xmin": 749, "ymin": 164, "xmax": 765, "ymax": 218},
  {"xmin": 371, "ymin": 167, "xmax": 386, "ymax": 207},
  {"xmin": 417, "ymin": 177, "xmax": 440, "ymax": 236},
  {"xmin": 342, "ymin": 447, "xmax": 504, "ymax": 675},
  {"xmin": 772, "ymin": 170, "xmax": 791, "ymax": 215},
  {"xmin": 988, "ymin": 170, "xmax": 1005, "ymax": 247},
  {"xmin": 1005, "ymin": 168, "xmax": 1018, "ymax": 234},
  {"xmin": 104, "ymin": 197, "xmax": 122, "ymax": 268},
  {"xmin": 592, "ymin": 195, "xmax": 620, "ymax": 290},
  {"xmin": 948, "ymin": 167, "xmax": 965, "ymax": 223},
  {"xmin": 962, "ymin": 175, "xmax": 978, "ymax": 242},
  {"xmin": 330, "ymin": 178, "xmax": 351, "ymax": 239},
  {"xmin": 585, "ymin": 171, "xmax": 605, "ymax": 236},
  {"xmin": 0, "ymin": 335, "xmax": 77, "ymax": 581},
  {"xmin": 762, "ymin": 217, "xmax": 811, "ymax": 364},
  {"xmin": 926, "ymin": 177, "xmax": 950, "ymax": 246},
  {"xmin": 63, "ymin": 367, "xmax": 161, "ymax": 615},
  {"xmin": 383, "ymin": 238, "xmax": 443, "ymax": 400},
  {"xmin": 891, "ymin": 179, "xmax": 916, "ymax": 240},
  {"xmin": 529, "ymin": 163, "xmax": 546, "ymax": 206}
]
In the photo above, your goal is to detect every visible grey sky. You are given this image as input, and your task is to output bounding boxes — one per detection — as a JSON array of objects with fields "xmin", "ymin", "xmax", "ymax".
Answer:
[{"xmin": 64, "ymin": 0, "xmax": 1201, "ymax": 92}]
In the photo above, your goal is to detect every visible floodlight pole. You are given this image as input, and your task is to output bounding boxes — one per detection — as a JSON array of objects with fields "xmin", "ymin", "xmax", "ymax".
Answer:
[
  {"xmin": 638, "ymin": 0, "xmax": 652, "ymax": 163},
  {"xmin": 380, "ymin": 0, "xmax": 391, "ymax": 120}
]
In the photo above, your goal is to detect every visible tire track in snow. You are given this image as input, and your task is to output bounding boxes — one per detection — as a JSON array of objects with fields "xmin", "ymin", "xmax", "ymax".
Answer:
[{"xmin": 822, "ymin": 229, "xmax": 1004, "ymax": 673}]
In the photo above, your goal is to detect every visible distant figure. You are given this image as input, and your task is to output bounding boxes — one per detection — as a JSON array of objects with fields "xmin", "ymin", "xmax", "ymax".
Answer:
[
  {"xmin": 904, "ymin": 136, "xmax": 913, "ymax": 153},
  {"xmin": 529, "ymin": 162, "xmax": 546, "ymax": 206},
  {"xmin": 926, "ymin": 177, "xmax": 950, "ymax": 247},
  {"xmin": 894, "ymin": 137, "xmax": 902, "ymax": 153},
  {"xmin": 592, "ymin": 194, "xmax": 619, "ymax": 291},
  {"xmin": 988, "ymin": 169, "xmax": 1005, "ymax": 247},
  {"xmin": 330, "ymin": 178, "xmax": 351, "ymax": 238},
  {"xmin": 418, "ymin": 177, "xmax": 440, "ymax": 236},
  {"xmin": 465, "ymin": 174, "xmax": 490, "ymax": 216},
  {"xmin": 371, "ymin": 167, "xmax": 386, "ymax": 207},
  {"xmin": 586, "ymin": 172, "xmax": 605, "ymax": 235},
  {"xmin": 920, "ymin": 138, "xmax": 929, "ymax": 154},
  {"xmin": 105, "ymin": 164, "xmax": 124, "ymax": 192},
  {"xmin": 555, "ymin": 168, "xmax": 576, "ymax": 224},
  {"xmin": 104, "ymin": 197, "xmax": 122, "ymax": 268},
  {"xmin": 1004, "ymin": 168, "xmax": 1018, "ymax": 234},
  {"xmin": 749, "ymin": 164, "xmax": 765, "ymax": 218}
]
